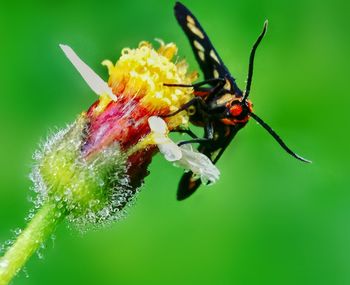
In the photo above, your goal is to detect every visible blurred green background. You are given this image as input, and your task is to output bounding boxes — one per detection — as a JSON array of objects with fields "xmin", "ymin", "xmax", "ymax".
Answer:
[{"xmin": 0, "ymin": 0, "xmax": 349, "ymax": 284}]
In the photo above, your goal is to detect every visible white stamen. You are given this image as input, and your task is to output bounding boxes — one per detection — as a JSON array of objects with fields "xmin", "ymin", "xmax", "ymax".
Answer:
[
  {"xmin": 148, "ymin": 116, "xmax": 220, "ymax": 184},
  {"xmin": 59, "ymin": 44, "xmax": 117, "ymax": 101}
]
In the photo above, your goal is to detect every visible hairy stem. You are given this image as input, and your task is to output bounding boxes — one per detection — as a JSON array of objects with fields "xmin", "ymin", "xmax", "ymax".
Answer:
[{"xmin": 0, "ymin": 201, "xmax": 64, "ymax": 285}]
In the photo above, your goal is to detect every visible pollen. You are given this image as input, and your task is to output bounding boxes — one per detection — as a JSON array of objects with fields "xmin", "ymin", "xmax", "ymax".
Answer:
[{"xmin": 100, "ymin": 41, "xmax": 197, "ymax": 129}]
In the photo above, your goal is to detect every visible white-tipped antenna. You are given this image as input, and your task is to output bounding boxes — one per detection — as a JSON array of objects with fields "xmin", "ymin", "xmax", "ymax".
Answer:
[
  {"xmin": 250, "ymin": 112, "xmax": 312, "ymax": 163},
  {"xmin": 60, "ymin": 44, "xmax": 117, "ymax": 101},
  {"xmin": 243, "ymin": 20, "xmax": 268, "ymax": 101}
]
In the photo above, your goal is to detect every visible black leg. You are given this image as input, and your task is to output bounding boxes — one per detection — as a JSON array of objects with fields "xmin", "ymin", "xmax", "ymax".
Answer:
[
  {"xmin": 163, "ymin": 96, "xmax": 208, "ymax": 118},
  {"xmin": 171, "ymin": 128, "xmax": 198, "ymax": 139},
  {"xmin": 177, "ymin": 137, "xmax": 211, "ymax": 147},
  {"xmin": 164, "ymin": 77, "xmax": 225, "ymax": 89},
  {"xmin": 177, "ymin": 122, "xmax": 215, "ymax": 146}
]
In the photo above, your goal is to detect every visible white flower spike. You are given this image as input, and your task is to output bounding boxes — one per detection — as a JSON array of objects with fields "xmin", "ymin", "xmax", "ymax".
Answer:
[
  {"xmin": 148, "ymin": 116, "xmax": 220, "ymax": 184},
  {"xmin": 60, "ymin": 44, "xmax": 117, "ymax": 101}
]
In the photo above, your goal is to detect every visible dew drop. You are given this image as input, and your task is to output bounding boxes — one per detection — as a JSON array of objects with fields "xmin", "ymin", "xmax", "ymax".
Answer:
[
  {"xmin": 22, "ymin": 267, "xmax": 29, "ymax": 278},
  {"xmin": 36, "ymin": 243, "xmax": 46, "ymax": 260},
  {"xmin": 37, "ymin": 251, "xmax": 43, "ymax": 259},
  {"xmin": 51, "ymin": 234, "xmax": 56, "ymax": 248},
  {"xmin": 14, "ymin": 228, "xmax": 22, "ymax": 236}
]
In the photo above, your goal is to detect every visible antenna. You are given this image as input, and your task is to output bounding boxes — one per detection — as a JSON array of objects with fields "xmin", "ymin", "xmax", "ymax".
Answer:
[
  {"xmin": 250, "ymin": 112, "xmax": 311, "ymax": 163},
  {"xmin": 243, "ymin": 20, "xmax": 268, "ymax": 101}
]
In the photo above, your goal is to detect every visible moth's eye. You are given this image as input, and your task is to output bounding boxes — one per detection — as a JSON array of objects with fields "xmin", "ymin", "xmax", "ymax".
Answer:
[
  {"xmin": 229, "ymin": 104, "xmax": 243, "ymax": 117},
  {"xmin": 188, "ymin": 105, "xmax": 196, "ymax": 115}
]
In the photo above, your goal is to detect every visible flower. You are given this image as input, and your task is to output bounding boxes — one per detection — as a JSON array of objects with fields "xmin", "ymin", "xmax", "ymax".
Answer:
[
  {"xmin": 0, "ymin": 40, "xmax": 219, "ymax": 285},
  {"xmin": 32, "ymin": 41, "xmax": 201, "ymax": 228}
]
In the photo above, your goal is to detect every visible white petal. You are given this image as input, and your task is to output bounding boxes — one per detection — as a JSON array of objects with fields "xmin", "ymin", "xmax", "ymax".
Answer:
[
  {"xmin": 60, "ymin": 44, "xmax": 117, "ymax": 101},
  {"xmin": 177, "ymin": 145, "xmax": 220, "ymax": 184},
  {"xmin": 158, "ymin": 141, "xmax": 183, "ymax": 161},
  {"xmin": 148, "ymin": 116, "xmax": 182, "ymax": 161},
  {"xmin": 148, "ymin": 116, "xmax": 220, "ymax": 184},
  {"xmin": 148, "ymin": 116, "xmax": 168, "ymax": 135}
]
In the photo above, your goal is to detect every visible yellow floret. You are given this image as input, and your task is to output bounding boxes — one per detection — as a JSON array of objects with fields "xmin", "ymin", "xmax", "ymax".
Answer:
[{"xmin": 101, "ymin": 41, "xmax": 197, "ymax": 129}]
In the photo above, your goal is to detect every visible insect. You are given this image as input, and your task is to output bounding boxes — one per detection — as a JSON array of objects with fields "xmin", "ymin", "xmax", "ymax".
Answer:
[{"xmin": 165, "ymin": 2, "xmax": 311, "ymax": 200}]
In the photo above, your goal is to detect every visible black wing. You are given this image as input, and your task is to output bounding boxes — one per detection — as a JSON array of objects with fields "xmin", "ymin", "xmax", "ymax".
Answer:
[
  {"xmin": 174, "ymin": 2, "xmax": 242, "ymax": 95},
  {"xmin": 177, "ymin": 124, "xmax": 242, "ymax": 200},
  {"xmin": 175, "ymin": 2, "xmax": 245, "ymax": 200}
]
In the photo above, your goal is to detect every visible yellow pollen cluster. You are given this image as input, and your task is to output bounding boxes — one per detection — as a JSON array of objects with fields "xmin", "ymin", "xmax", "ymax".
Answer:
[{"xmin": 102, "ymin": 41, "xmax": 197, "ymax": 128}]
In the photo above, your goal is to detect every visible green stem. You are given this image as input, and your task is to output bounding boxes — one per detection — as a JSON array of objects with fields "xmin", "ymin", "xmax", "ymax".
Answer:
[{"xmin": 0, "ymin": 201, "xmax": 64, "ymax": 285}]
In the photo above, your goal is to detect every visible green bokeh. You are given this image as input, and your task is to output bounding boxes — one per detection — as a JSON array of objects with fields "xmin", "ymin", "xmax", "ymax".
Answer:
[{"xmin": 0, "ymin": 0, "xmax": 349, "ymax": 284}]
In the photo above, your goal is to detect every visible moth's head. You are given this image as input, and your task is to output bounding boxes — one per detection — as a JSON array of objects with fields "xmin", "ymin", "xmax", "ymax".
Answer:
[{"xmin": 224, "ymin": 98, "xmax": 253, "ymax": 124}]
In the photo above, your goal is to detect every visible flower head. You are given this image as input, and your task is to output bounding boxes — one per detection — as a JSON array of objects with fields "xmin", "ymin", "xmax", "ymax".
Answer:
[
  {"xmin": 32, "ymin": 41, "xmax": 202, "ymax": 229},
  {"xmin": 83, "ymin": 41, "xmax": 197, "ymax": 156},
  {"xmin": 0, "ymin": 37, "xmax": 223, "ymax": 285}
]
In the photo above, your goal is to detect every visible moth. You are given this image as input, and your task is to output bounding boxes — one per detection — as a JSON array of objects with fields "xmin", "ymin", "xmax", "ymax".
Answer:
[{"xmin": 165, "ymin": 2, "xmax": 310, "ymax": 200}]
